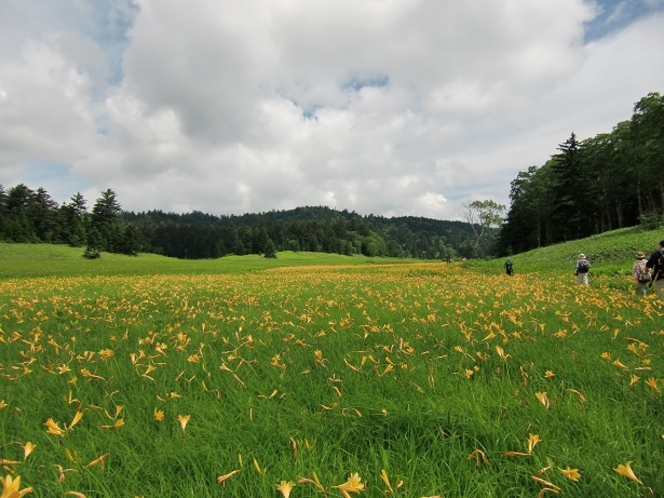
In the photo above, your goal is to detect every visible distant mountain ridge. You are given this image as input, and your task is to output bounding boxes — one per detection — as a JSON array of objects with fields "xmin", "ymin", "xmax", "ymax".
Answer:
[
  {"xmin": 123, "ymin": 205, "xmax": 493, "ymax": 260},
  {"xmin": 0, "ymin": 182, "xmax": 496, "ymax": 260}
]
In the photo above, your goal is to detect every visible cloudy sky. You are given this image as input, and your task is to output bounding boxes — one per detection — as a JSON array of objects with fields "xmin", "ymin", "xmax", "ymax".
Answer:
[{"xmin": 1, "ymin": 0, "xmax": 663, "ymax": 220}]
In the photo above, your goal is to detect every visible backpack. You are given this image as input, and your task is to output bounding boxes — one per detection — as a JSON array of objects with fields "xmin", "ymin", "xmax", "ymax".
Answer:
[
  {"xmin": 654, "ymin": 251, "xmax": 664, "ymax": 279},
  {"xmin": 577, "ymin": 259, "xmax": 590, "ymax": 273},
  {"xmin": 634, "ymin": 259, "xmax": 651, "ymax": 282}
]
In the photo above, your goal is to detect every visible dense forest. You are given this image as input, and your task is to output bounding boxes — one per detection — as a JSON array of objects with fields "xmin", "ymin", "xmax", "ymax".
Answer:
[
  {"xmin": 0, "ymin": 186, "xmax": 491, "ymax": 260},
  {"xmin": 498, "ymin": 91, "xmax": 664, "ymax": 255}
]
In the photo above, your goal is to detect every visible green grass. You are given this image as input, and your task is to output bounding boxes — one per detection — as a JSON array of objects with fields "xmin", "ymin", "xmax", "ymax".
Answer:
[
  {"xmin": 485, "ymin": 226, "xmax": 663, "ymax": 275},
  {"xmin": 0, "ymin": 234, "xmax": 663, "ymax": 497},
  {"xmin": 0, "ymin": 243, "xmax": 418, "ymax": 279}
]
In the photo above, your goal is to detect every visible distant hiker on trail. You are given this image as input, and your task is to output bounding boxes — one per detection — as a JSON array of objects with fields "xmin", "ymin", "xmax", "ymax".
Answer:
[
  {"xmin": 574, "ymin": 253, "xmax": 591, "ymax": 285},
  {"xmin": 632, "ymin": 251, "xmax": 651, "ymax": 296},
  {"xmin": 504, "ymin": 259, "xmax": 513, "ymax": 276},
  {"xmin": 645, "ymin": 240, "xmax": 664, "ymax": 299}
]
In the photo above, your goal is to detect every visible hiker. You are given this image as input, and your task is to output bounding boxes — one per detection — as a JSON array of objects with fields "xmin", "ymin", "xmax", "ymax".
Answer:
[
  {"xmin": 504, "ymin": 259, "xmax": 513, "ymax": 276},
  {"xmin": 574, "ymin": 253, "xmax": 591, "ymax": 285},
  {"xmin": 632, "ymin": 251, "xmax": 651, "ymax": 296},
  {"xmin": 645, "ymin": 240, "xmax": 664, "ymax": 299}
]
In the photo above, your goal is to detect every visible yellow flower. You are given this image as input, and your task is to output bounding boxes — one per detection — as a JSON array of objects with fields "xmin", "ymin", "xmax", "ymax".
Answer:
[
  {"xmin": 22, "ymin": 442, "xmax": 36, "ymax": 460},
  {"xmin": 559, "ymin": 466, "xmax": 581, "ymax": 481},
  {"xmin": 612, "ymin": 359, "xmax": 628, "ymax": 370},
  {"xmin": 544, "ymin": 370, "xmax": 555, "ymax": 379},
  {"xmin": 44, "ymin": 418, "xmax": 66, "ymax": 437},
  {"xmin": 100, "ymin": 419, "xmax": 125, "ymax": 430},
  {"xmin": 216, "ymin": 470, "xmax": 241, "ymax": 485},
  {"xmin": 177, "ymin": 414, "xmax": 190, "ymax": 433},
  {"xmin": 527, "ymin": 434, "xmax": 542, "ymax": 454},
  {"xmin": 535, "ymin": 392, "xmax": 550, "ymax": 409},
  {"xmin": 0, "ymin": 401, "xmax": 7, "ymax": 410},
  {"xmin": 154, "ymin": 409, "xmax": 164, "ymax": 422},
  {"xmin": 333, "ymin": 473, "xmax": 364, "ymax": 497},
  {"xmin": 566, "ymin": 389, "xmax": 587, "ymax": 402},
  {"xmin": 68, "ymin": 411, "xmax": 83, "ymax": 430},
  {"xmin": 276, "ymin": 480, "xmax": 295, "ymax": 498},
  {"xmin": 614, "ymin": 461, "xmax": 642, "ymax": 484},
  {"xmin": 379, "ymin": 469, "xmax": 394, "ymax": 491},
  {"xmin": 645, "ymin": 377, "xmax": 660, "ymax": 393},
  {"xmin": 1, "ymin": 474, "xmax": 33, "ymax": 497},
  {"xmin": 84, "ymin": 453, "xmax": 109, "ymax": 469}
]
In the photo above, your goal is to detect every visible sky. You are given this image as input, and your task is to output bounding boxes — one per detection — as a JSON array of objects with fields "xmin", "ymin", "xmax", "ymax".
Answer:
[{"xmin": 1, "ymin": 0, "xmax": 663, "ymax": 221}]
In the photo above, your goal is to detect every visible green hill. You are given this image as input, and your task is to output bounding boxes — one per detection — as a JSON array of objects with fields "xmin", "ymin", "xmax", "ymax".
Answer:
[
  {"xmin": 2, "ymin": 225, "xmax": 662, "ymax": 280},
  {"xmin": 487, "ymin": 226, "xmax": 663, "ymax": 277}
]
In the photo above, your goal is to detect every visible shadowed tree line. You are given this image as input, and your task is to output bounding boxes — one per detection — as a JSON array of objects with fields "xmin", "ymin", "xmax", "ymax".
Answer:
[
  {"xmin": 0, "ymin": 188, "xmax": 495, "ymax": 259},
  {"xmin": 498, "ymin": 92, "xmax": 664, "ymax": 255}
]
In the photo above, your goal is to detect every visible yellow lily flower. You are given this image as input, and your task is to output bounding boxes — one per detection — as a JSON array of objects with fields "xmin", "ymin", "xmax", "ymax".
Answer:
[
  {"xmin": 100, "ymin": 419, "xmax": 124, "ymax": 430},
  {"xmin": 333, "ymin": 473, "xmax": 364, "ymax": 497},
  {"xmin": 612, "ymin": 359, "xmax": 628, "ymax": 370},
  {"xmin": 531, "ymin": 475, "xmax": 561, "ymax": 492},
  {"xmin": 559, "ymin": 466, "xmax": 581, "ymax": 481},
  {"xmin": 80, "ymin": 368, "xmax": 105, "ymax": 381},
  {"xmin": 527, "ymin": 434, "xmax": 542, "ymax": 453},
  {"xmin": 177, "ymin": 414, "xmax": 190, "ymax": 433},
  {"xmin": 613, "ymin": 461, "xmax": 642, "ymax": 484},
  {"xmin": 1, "ymin": 474, "xmax": 33, "ymax": 497},
  {"xmin": 276, "ymin": 480, "xmax": 295, "ymax": 498},
  {"xmin": 44, "ymin": 418, "xmax": 66, "ymax": 437},
  {"xmin": 379, "ymin": 469, "xmax": 394, "ymax": 491},
  {"xmin": 566, "ymin": 389, "xmax": 587, "ymax": 402},
  {"xmin": 535, "ymin": 392, "xmax": 550, "ymax": 409},
  {"xmin": 645, "ymin": 377, "xmax": 660, "ymax": 393},
  {"xmin": 22, "ymin": 442, "xmax": 36, "ymax": 460},
  {"xmin": 84, "ymin": 453, "xmax": 109, "ymax": 469},
  {"xmin": 216, "ymin": 470, "xmax": 240, "ymax": 485},
  {"xmin": 68, "ymin": 411, "xmax": 83, "ymax": 430}
]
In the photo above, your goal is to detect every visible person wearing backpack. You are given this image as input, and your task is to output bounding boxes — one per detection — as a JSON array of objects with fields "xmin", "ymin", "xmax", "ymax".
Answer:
[
  {"xmin": 645, "ymin": 240, "xmax": 664, "ymax": 299},
  {"xmin": 504, "ymin": 258, "xmax": 514, "ymax": 276},
  {"xmin": 574, "ymin": 253, "xmax": 591, "ymax": 285},
  {"xmin": 632, "ymin": 251, "xmax": 651, "ymax": 296}
]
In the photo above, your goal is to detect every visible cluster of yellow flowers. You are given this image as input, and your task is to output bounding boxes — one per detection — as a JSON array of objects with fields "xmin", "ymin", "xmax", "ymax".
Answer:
[{"xmin": 0, "ymin": 265, "xmax": 661, "ymax": 495}]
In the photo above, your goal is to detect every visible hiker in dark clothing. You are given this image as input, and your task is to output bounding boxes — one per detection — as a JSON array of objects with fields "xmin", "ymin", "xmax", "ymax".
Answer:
[
  {"xmin": 645, "ymin": 240, "xmax": 664, "ymax": 299},
  {"xmin": 574, "ymin": 253, "xmax": 591, "ymax": 285}
]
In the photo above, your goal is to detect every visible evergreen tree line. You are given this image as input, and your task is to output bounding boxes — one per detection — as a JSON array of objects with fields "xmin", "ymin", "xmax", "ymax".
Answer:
[
  {"xmin": 0, "ymin": 187, "xmax": 492, "ymax": 259},
  {"xmin": 498, "ymin": 91, "xmax": 664, "ymax": 255}
]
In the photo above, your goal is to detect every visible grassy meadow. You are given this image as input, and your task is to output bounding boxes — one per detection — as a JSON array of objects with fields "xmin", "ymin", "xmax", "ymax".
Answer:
[{"xmin": 0, "ymin": 231, "xmax": 663, "ymax": 497}]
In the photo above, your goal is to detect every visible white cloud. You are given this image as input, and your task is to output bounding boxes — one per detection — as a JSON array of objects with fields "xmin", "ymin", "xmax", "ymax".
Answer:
[{"xmin": 0, "ymin": 0, "xmax": 663, "ymax": 222}]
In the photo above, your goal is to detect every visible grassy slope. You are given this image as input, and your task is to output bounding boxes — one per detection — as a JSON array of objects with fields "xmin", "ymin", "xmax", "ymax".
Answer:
[
  {"xmin": 472, "ymin": 226, "xmax": 664, "ymax": 277},
  {"xmin": 2, "ymin": 225, "xmax": 662, "ymax": 279},
  {"xmin": 0, "ymin": 243, "xmax": 419, "ymax": 279}
]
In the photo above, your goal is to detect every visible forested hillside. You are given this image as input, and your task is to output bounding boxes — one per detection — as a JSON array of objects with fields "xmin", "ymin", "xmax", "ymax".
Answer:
[
  {"xmin": 498, "ymin": 91, "xmax": 664, "ymax": 255},
  {"xmin": 0, "ymin": 188, "xmax": 490, "ymax": 260}
]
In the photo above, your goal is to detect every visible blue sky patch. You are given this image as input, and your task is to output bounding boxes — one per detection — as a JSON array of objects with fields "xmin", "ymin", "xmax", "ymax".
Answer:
[
  {"xmin": 341, "ymin": 75, "xmax": 390, "ymax": 93},
  {"xmin": 584, "ymin": 0, "xmax": 664, "ymax": 42}
]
